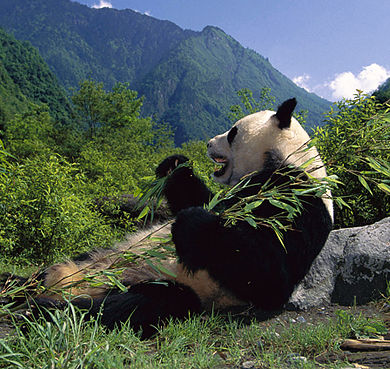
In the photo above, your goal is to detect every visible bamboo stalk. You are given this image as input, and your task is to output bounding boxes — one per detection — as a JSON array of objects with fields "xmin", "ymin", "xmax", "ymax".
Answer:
[{"xmin": 341, "ymin": 339, "xmax": 390, "ymax": 351}]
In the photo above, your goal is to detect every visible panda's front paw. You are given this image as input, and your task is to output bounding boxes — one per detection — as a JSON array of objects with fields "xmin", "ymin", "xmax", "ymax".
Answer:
[{"xmin": 156, "ymin": 155, "xmax": 189, "ymax": 178}]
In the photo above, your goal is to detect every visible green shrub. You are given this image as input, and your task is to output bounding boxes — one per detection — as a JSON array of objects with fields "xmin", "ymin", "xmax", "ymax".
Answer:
[
  {"xmin": 313, "ymin": 93, "xmax": 390, "ymax": 228},
  {"xmin": 0, "ymin": 153, "xmax": 117, "ymax": 264},
  {"xmin": 1, "ymin": 103, "xmax": 55, "ymax": 158}
]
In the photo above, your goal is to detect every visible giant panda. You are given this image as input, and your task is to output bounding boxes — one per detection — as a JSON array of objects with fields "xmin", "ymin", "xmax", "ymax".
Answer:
[{"xmin": 15, "ymin": 98, "xmax": 333, "ymax": 339}]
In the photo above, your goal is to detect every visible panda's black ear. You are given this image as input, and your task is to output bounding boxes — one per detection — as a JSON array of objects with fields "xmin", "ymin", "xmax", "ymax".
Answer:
[
  {"xmin": 275, "ymin": 98, "xmax": 297, "ymax": 129},
  {"xmin": 227, "ymin": 126, "xmax": 238, "ymax": 145}
]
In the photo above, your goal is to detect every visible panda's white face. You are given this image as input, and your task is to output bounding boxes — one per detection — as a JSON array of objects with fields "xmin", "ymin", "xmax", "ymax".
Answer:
[
  {"xmin": 207, "ymin": 99, "xmax": 327, "ymax": 187},
  {"xmin": 207, "ymin": 110, "xmax": 278, "ymax": 185}
]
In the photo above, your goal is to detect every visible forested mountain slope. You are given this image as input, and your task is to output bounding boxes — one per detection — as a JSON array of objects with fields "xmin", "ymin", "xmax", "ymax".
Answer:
[
  {"xmin": 137, "ymin": 26, "xmax": 330, "ymax": 142},
  {"xmin": 0, "ymin": 0, "xmax": 331, "ymax": 144},
  {"xmin": 0, "ymin": 27, "xmax": 72, "ymax": 126},
  {"xmin": 373, "ymin": 77, "xmax": 390, "ymax": 103},
  {"xmin": 0, "ymin": 0, "xmax": 194, "ymax": 91}
]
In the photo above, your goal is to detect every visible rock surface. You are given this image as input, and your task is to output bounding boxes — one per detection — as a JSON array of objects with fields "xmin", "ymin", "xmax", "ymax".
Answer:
[{"xmin": 290, "ymin": 217, "xmax": 390, "ymax": 309}]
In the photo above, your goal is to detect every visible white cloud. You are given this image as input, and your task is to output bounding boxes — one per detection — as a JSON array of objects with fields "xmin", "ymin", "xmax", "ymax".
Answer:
[
  {"xmin": 135, "ymin": 9, "xmax": 152, "ymax": 16},
  {"xmin": 293, "ymin": 74, "xmax": 312, "ymax": 92},
  {"xmin": 293, "ymin": 64, "xmax": 390, "ymax": 101},
  {"xmin": 329, "ymin": 63, "xmax": 390, "ymax": 100},
  {"xmin": 92, "ymin": 0, "xmax": 113, "ymax": 9}
]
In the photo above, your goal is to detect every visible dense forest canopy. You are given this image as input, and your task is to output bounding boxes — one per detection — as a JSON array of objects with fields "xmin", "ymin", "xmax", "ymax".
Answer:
[{"xmin": 0, "ymin": 27, "xmax": 72, "ymax": 127}]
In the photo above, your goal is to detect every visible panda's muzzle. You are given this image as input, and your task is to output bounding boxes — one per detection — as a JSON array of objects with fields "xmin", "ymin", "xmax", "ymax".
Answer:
[{"xmin": 210, "ymin": 155, "xmax": 228, "ymax": 177}]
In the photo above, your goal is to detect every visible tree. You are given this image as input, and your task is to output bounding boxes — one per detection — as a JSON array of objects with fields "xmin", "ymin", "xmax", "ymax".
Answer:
[
  {"xmin": 228, "ymin": 87, "xmax": 275, "ymax": 122},
  {"xmin": 228, "ymin": 87, "xmax": 308, "ymax": 126},
  {"xmin": 102, "ymin": 82, "xmax": 143, "ymax": 131},
  {"xmin": 71, "ymin": 79, "xmax": 107, "ymax": 139},
  {"xmin": 1, "ymin": 103, "xmax": 55, "ymax": 158},
  {"xmin": 71, "ymin": 79, "xmax": 169, "ymax": 145},
  {"xmin": 71, "ymin": 79, "xmax": 173, "ymax": 196},
  {"xmin": 0, "ymin": 139, "xmax": 13, "ymax": 176}
]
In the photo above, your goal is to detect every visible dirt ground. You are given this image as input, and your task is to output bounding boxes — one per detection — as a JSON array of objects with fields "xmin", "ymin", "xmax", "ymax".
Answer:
[
  {"xmin": 240, "ymin": 302, "xmax": 390, "ymax": 368},
  {"xmin": 1, "ymin": 302, "xmax": 390, "ymax": 368}
]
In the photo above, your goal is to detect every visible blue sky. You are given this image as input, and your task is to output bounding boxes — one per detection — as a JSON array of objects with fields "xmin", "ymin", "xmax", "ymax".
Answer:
[{"xmin": 74, "ymin": 0, "xmax": 390, "ymax": 101}]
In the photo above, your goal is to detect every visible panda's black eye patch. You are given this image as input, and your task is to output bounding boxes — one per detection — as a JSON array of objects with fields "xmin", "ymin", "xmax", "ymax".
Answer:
[{"xmin": 227, "ymin": 126, "xmax": 238, "ymax": 145}]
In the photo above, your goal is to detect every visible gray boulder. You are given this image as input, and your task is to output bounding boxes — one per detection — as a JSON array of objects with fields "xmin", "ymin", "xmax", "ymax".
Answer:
[{"xmin": 290, "ymin": 217, "xmax": 390, "ymax": 309}]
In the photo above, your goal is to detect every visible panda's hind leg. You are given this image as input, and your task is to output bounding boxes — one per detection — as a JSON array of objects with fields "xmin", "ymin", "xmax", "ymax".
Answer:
[
  {"xmin": 33, "ymin": 280, "xmax": 201, "ymax": 339},
  {"xmin": 98, "ymin": 280, "xmax": 201, "ymax": 338},
  {"xmin": 42, "ymin": 259, "xmax": 109, "ymax": 299}
]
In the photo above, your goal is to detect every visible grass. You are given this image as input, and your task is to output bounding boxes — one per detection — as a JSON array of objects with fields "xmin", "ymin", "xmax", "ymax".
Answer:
[
  {"xmin": 0, "ymin": 262, "xmax": 39, "ymax": 279},
  {"xmin": 1, "ymin": 301, "xmax": 386, "ymax": 368},
  {"xmin": 0, "ymin": 262, "xmax": 388, "ymax": 368}
]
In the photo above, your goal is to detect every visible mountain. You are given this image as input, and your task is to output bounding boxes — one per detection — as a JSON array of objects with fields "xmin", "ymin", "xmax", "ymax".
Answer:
[
  {"xmin": 0, "ymin": 0, "xmax": 331, "ymax": 144},
  {"xmin": 0, "ymin": 27, "xmax": 72, "ymax": 126},
  {"xmin": 373, "ymin": 77, "xmax": 390, "ymax": 104},
  {"xmin": 137, "ymin": 26, "xmax": 330, "ymax": 142},
  {"xmin": 0, "ymin": 0, "xmax": 194, "ymax": 91}
]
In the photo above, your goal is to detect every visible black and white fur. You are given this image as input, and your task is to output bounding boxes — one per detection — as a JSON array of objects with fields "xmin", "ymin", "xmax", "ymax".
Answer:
[{"xmin": 22, "ymin": 98, "xmax": 333, "ymax": 338}]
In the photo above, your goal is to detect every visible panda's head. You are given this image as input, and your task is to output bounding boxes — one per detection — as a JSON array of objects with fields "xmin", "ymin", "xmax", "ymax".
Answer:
[{"xmin": 207, "ymin": 98, "xmax": 327, "ymax": 186}]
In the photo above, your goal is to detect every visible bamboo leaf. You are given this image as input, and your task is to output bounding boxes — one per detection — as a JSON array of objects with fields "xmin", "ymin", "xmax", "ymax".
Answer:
[
  {"xmin": 269, "ymin": 199, "xmax": 298, "ymax": 215},
  {"xmin": 334, "ymin": 197, "xmax": 351, "ymax": 210},
  {"xmin": 365, "ymin": 157, "xmax": 383, "ymax": 172},
  {"xmin": 244, "ymin": 216, "xmax": 257, "ymax": 228},
  {"xmin": 272, "ymin": 227, "xmax": 286, "ymax": 251},
  {"xmin": 207, "ymin": 191, "xmax": 223, "ymax": 210},
  {"xmin": 244, "ymin": 200, "xmax": 264, "ymax": 212},
  {"xmin": 145, "ymin": 250, "xmax": 166, "ymax": 259},
  {"xmin": 144, "ymin": 258, "xmax": 160, "ymax": 275},
  {"xmin": 102, "ymin": 269, "xmax": 124, "ymax": 277},
  {"xmin": 358, "ymin": 176, "xmax": 373, "ymax": 195},
  {"xmin": 155, "ymin": 263, "xmax": 177, "ymax": 278},
  {"xmin": 292, "ymin": 187, "xmax": 322, "ymax": 196},
  {"xmin": 162, "ymin": 245, "xmax": 176, "ymax": 253},
  {"xmin": 148, "ymin": 237, "xmax": 171, "ymax": 244},
  {"xmin": 378, "ymin": 182, "xmax": 390, "ymax": 195},
  {"xmin": 105, "ymin": 275, "xmax": 128, "ymax": 293},
  {"xmin": 324, "ymin": 175, "xmax": 343, "ymax": 185},
  {"xmin": 300, "ymin": 157, "xmax": 316, "ymax": 170},
  {"xmin": 137, "ymin": 205, "xmax": 150, "ymax": 220}
]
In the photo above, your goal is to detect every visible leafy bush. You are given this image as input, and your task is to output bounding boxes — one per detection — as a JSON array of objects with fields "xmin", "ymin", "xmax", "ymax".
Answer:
[
  {"xmin": 0, "ymin": 153, "xmax": 117, "ymax": 264},
  {"xmin": 313, "ymin": 93, "xmax": 390, "ymax": 228},
  {"xmin": 1, "ymin": 103, "xmax": 55, "ymax": 158},
  {"xmin": 0, "ymin": 79, "xmax": 177, "ymax": 264}
]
